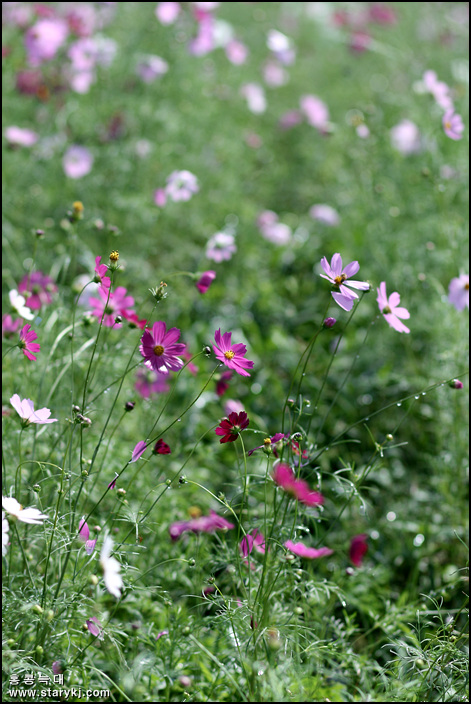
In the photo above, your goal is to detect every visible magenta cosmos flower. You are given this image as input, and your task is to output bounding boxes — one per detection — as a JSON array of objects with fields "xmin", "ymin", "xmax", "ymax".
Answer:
[
  {"xmin": 442, "ymin": 110, "xmax": 465, "ymax": 141},
  {"xmin": 140, "ymin": 321, "xmax": 186, "ymax": 375},
  {"xmin": 78, "ymin": 518, "xmax": 97, "ymax": 555},
  {"xmin": 215, "ymin": 411, "xmax": 249, "ymax": 443},
  {"xmin": 63, "ymin": 145, "xmax": 94, "ymax": 179},
  {"xmin": 10, "ymin": 394, "xmax": 58, "ymax": 425},
  {"xmin": 25, "ymin": 18, "xmax": 68, "ymax": 66},
  {"xmin": 240, "ymin": 529, "xmax": 266, "ymax": 557},
  {"xmin": 376, "ymin": 282, "xmax": 410, "ymax": 334},
  {"xmin": 284, "ymin": 540, "xmax": 333, "ymax": 560},
  {"xmin": 196, "ymin": 270, "xmax": 216, "ymax": 294},
  {"xmin": 131, "ymin": 441, "xmax": 147, "ymax": 462},
  {"xmin": 18, "ymin": 324, "xmax": 40, "ymax": 361},
  {"xmin": 153, "ymin": 439, "xmax": 171, "ymax": 454},
  {"xmin": 320, "ymin": 254, "xmax": 370, "ymax": 311},
  {"xmin": 169, "ymin": 510, "xmax": 234, "ymax": 541},
  {"xmin": 272, "ymin": 463, "xmax": 324, "ymax": 507},
  {"xmin": 18, "ymin": 271, "xmax": 57, "ymax": 310},
  {"xmin": 213, "ymin": 329, "xmax": 254, "ymax": 377},
  {"xmin": 94, "ymin": 256, "xmax": 111, "ymax": 290},
  {"xmin": 349, "ymin": 534, "xmax": 368, "ymax": 567},
  {"xmin": 2, "ymin": 315, "xmax": 22, "ymax": 338},
  {"xmin": 448, "ymin": 274, "xmax": 469, "ymax": 311},
  {"xmin": 89, "ymin": 286, "xmax": 136, "ymax": 327}
]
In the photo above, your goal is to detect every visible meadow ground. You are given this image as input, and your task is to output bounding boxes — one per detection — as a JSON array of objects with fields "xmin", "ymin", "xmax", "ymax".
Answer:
[{"xmin": 2, "ymin": 2, "xmax": 469, "ymax": 702}]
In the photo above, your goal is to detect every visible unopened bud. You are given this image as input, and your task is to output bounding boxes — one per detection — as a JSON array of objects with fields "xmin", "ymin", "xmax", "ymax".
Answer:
[
  {"xmin": 323, "ymin": 317, "xmax": 337, "ymax": 329},
  {"xmin": 202, "ymin": 345, "xmax": 212, "ymax": 356},
  {"xmin": 35, "ymin": 229, "xmax": 45, "ymax": 239},
  {"xmin": 149, "ymin": 281, "xmax": 168, "ymax": 303},
  {"xmin": 124, "ymin": 401, "xmax": 135, "ymax": 412},
  {"xmin": 109, "ymin": 250, "xmax": 120, "ymax": 270},
  {"xmin": 449, "ymin": 379, "xmax": 463, "ymax": 389}
]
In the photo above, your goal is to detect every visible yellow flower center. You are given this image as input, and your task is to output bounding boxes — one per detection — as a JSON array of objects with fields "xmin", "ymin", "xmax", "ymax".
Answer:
[
  {"xmin": 224, "ymin": 350, "xmax": 235, "ymax": 360},
  {"xmin": 153, "ymin": 345, "xmax": 165, "ymax": 356},
  {"xmin": 465, "ymin": 283, "xmax": 469, "ymax": 290},
  {"xmin": 263, "ymin": 438, "xmax": 272, "ymax": 446},
  {"xmin": 445, "ymin": 121, "xmax": 451, "ymax": 130},
  {"xmin": 109, "ymin": 250, "xmax": 119, "ymax": 262},
  {"xmin": 334, "ymin": 274, "xmax": 347, "ymax": 285}
]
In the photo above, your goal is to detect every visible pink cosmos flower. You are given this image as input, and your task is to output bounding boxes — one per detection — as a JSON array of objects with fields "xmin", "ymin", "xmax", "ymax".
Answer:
[
  {"xmin": 300, "ymin": 95, "xmax": 329, "ymax": 132},
  {"xmin": 257, "ymin": 211, "xmax": 292, "ymax": 245},
  {"xmin": 196, "ymin": 270, "xmax": 216, "ymax": 294},
  {"xmin": 94, "ymin": 256, "xmax": 111, "ymax": 290},
  {"xmin": 423, "ymin": 70, "xmax": 453, "ymax": 111},
  {"xmin": 86, "ymin": 617, "xmax": 104, "ymax": 640},
  {"xmin": 135, "ymin": 368, "xmax": 170, "ymax": 398},
  {"xmin": 368, "ymin": 3, "xmax": 397, "ymax": 24},
  {"xmin": 189, "ymin": 16, "xmax": 215, "ymax": 56},
  {"xmin": 140, "ymin": 321, "xmax": 186, "ymax": 375},
  {"xmin": 2, "ymin": 496, "xmax": 48, "ymax": 524},
  {"xmin": 390, "ymin": 120, "xmax": 421, "ymax": 155},
  {"xmin": 136, "ymin": 54, "xmax": 169, "ymax": 82},
  {"xmin": 165, "ymin": 170, "xmax": 199, "ymax": 202},
  {"xmin": 206, "ymin": 232, "xmax": 237, "ymax": 262},
  {"xmin": 18, "ymin": 324, "xmax": 40, "ymax": 361},
  {"xmin": 216, "ymin": 370, "xmax": 232, "ymax": 396},
  {"xmin": 15, "ymin": 69, "xmax": 43, "ymax": 96},
  {"xmin": 155, "ymin": 2, "xmax": 181, "ymax": 24},
  {"xmin": 5, "ymin": 126, "xmax": 38, "ymax": 147},
  {"xmin": 267, "ymin": 29, "xmax": 295, "ymax": 65},
  {"xmin": 215, "ymin": 411, "xmax": 249, "ymax": 443},
  {"xmin": 131, "ymin": 441, "xmax": 148, "ymax": 463},
  {"xmin": 240, "ymin": 83, "xmax": 267, "ymax": 114},
  {"xmin": 224, "ymin": 399, "xmax": 245, "ymax": 416},
  {"xmin": 89, "ymin": 286, "xmax": 136, "ymax": 327},
  {"xmin": 349, "ymin": 534, "xmax": 368, "ymax": 567},
  {"xmin": 124, "ymin": 312, "xmax": 148, "ymax": 330},
  {"xmin": 376, "ymin": 282, "xmax": 410, "ymax": 333},
  {"xmin": 213, "ymin": 329, "xmax": 254, "ymax": 377},
  {"xmin": 309, "ymin": 204, "xmax": 340, "ymax": 227},
  {"xmin": 263, "ymin": 60, "xmax": 288, "ymax": 87},
  {"xmin": 225, "ymin": 39, "xmax": 248, "ymax": 65},
  {"xmin": 156, "ymin": 629, "xmax": 169, "ymax": 640},
  {"xmin": 25, "ymin": 18, "xmax": 69, "ymax": 66},
  {"xmin": 169, "ymin": 510, "xmax": 234, "ymax": 541},
  {"xmin": 153, "ymin": 439, "xmax": 171, "ymax": 454},
  {"xmin": 65, "ymin": 4, "xmax": 97, "ymax": 37},
  {"xmin": 320, "ymin": 253, "xmax": 370, "ymax": 311},
  {"xmin": 78, "ymin": 518, "xmax": 97, "ymax": 555},
  {"xmin": 108, "ymin": 473, "xmax": 119, "ymax": 490},
  {"xmin": 10, "ymin": 394, "xmax": 58, "ymax": 425},
  {"xmin": 284, "ymin": 540, "xmax": 333, "ymax": 559},
  {"xmin": 2, "ymin": 315, "xmax": 22, "ymax": 338},
  {"xmin": 183, "ymin": 350, "xmax": 198, "ymax": 375},
  {"xmin": 63, "ymin": 145, "xmax": 94, "ymax": 179},
  {"xmin": 153, "ymin": 188, "xmax": 167, "ymax": 207},
  {"xmin": 18, "ymin": 271, "xmax": 57, "ymax": 309},
  {"xmin": 279, "ymin": 110, "xmax": 303, "ymax": 130},
  {"xmin": 272, "ymin": 463, "xmax": 324, "ymax": 506},
  {"xmin": 443, "ymin": 110, "xmax": 465, "ymax": 141},
  {"xmin": 448, "ymin": 274, "xmax": 469, "ymax": 311},
  {"xmin": 240, "ymin": 529, "xmax": 266, "ymax": 557},
  {"xmin": 323, "ymin": 317, "xmax": 337, "ymax": 329}
]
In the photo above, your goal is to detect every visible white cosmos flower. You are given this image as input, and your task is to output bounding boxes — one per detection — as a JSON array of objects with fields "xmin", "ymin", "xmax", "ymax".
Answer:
[
  {"xmin": 9, "ymin": 289, "xmax": 35, "ymax": 320},
  {"xmin": 2, "ymin": 511, "xmax": 10, "ymax": 555},
  {"xmin": 100, "ymin": 535, "xmax": 123, "ymax": 599},
  {"xmin": 2, "ymin": 496, "xmax": 48, "ymax": 524}
]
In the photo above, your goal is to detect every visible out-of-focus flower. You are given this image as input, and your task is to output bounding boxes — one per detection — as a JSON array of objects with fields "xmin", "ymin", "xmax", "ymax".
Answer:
[
  {"xmin": 206, "ymin": 232, "xmax": 236, "ymax": 262},
  {"xmin": 257, "ymin": 211, "xmax": 292, "ymax": 245},
  {"xmin": 215, "ymin": 411, "xmax": 249, "ymax": 443},
  {"xmin": 279, "ymin": 110, "xmax": 303, "ymax": 130},
  {"xmin": 240, "ymin": 529, "xmax": 266, "ymax": 557},
  {"xmin": 272, "ymin": 463, "xmax": 324, "ymax": 506},
  {"xmin": 89, "ymin": 286, "xmax": 136, "ymax": 327},
  {"xmin": 155, "ymin": 2, "xmax": 181, "ymax": 24},
  {"xmin": 323, "ymin": 317, "xmax": 337, "ymax": 329},
  {"xmin": 224, "ymin": 399, "xmax": 245, "ymax": 416},
  {"xmin": 86, "ymin": 617, "xmax": 104, "ymax": 640},
  {"xmin": 169, "ymin": 510, "xmax": 234, "ymax": 540},
  {"xmin": 135, "ymin": 368, "xmax": 170, "ymax": 398},
  {"xmin": 5, "ymin": 126, "xmax": 38, "ymax": 147},
  {"xmin": 136, "ymin": 54, "xmax": 169, "ymax": 82},
  {"xmin": 300, "ymin": 95, "xmax": 329, "ymax": 132},
  {"xmin": 9, "ymin": 290, "xmax": 34, "ymax": 320},
  {"xmin": 165, "ymin": 170, "xmax": 199, "ymax": 202},
  {"xmin": 139, "ymin": 321, "xmax": 186, "ymax": 375},
  {"xmin": 390, "ymin": 120, "xmax": 421, "ymax": 155},
  {"xmin": 25, "ymin": 18, "xmax": 68, "ymax": 66},
  {"xmin": 2, "ymin": 315, "xmax": 22, "ymax": 338},
  {"xmin": 153, "ymin": 439, "xmax": 171, "ymax": 454},
  {"xmin": 225, "ymin": 39, "xmax": 248, "ymax": 65},
  {"xmin": 63, "ymin": 145, "xmax": 94, "ymax": 179},
  {"xmin": 94, "ymin": 256, "xmax": 111, "ymax": 290},
  {"xmin": 320, "ymin": 253, "xmax": 370, "ymax": 311},
  {"xmin": 10, "ymin": 394, "xmax": 58, "ymax": 425},
  {"xmin": 15, "ymin": 69, "xmax": 44, "ymax": 96},
  {"xmin": 247, "ymin": 432, "xmax": 288, "ymax": 457},
  {"xmin": 240, "ymin": 83, "xmax": 267, "ymax": 114},
  {"xmin": 284, "ymin": 540, "xmax": 333, "ymax": 559},
  {"xmin": 131, "ymin": 441, "xmax": 148, "ymax": 463},
  {"xmin": 2, "ymin": 496, "xmax": 48, "ymax": 524},
  {"xmin": 19, "ymin": 271, "xmax": 57, "ymax": 309},
  {"xmin": 423, "ymin": 70, "xmax": 453, "ymax": 111},
  {"xmin": 196, "ymin": 270, "xmax": 216, "ymax": 294},
  {"xmin": 376, "ymin": 282, "xmax": 410, "ymax": 333},
  {"xmin": 18, "ymin": 324, "xmax": 40, "ymax": 361},
  {"xmin": 2, "ymin": 511, "xmax": 10, "ymax": 556},
  {"xmin": 263, "ymin": 59, "xmax": 288, "ymax": 87},
  {"xmin": 156, "ymin": 629, "xmax": 169, "ymax": 640},
  {"xmin": 216, "ymin": 370, "xmax": 232, "ymax": 396},
  {"xmin": 442, "ymin": 110, "xmax": 465, "ymax": 141},
  {"xmin": 153, "ymin": 188, "xmax": 167, "ymax": 207},
  {"xmin": 189, "ymin": 16, "xmax": 215, "ymax": 56},
  {"xmin": 350, "ymin": 30, "xmax": 371, "ymax": 53},
  {"xmin": 65, "ymin": 3, "xmax": 97, "ymax": 37},
  {"xmin": 309, "ymin": 204, "xmax": 340, "ymax": 226},
  {"xmin": 349, "ymin": 534, "xmax": 368, "ymax": 566},
  {"xmin": 368, "ymin": 3, "xmax": 397, "ymax": 24},
  {"xmin": 267, "ymin": 29, "xmax": 295, "ymax": 65},
  {"xmin": 78, "ymin": 518, "xmax": 97, "ymax": 555},
  {"xmin": 100, "ymin": 535, "xmax": 123, "ymax": 598},
  {"xmin": 448, "ymin": 274, "xmax": 469, "ymax": 311},
  {"xmin": 213, "ymin": 329, "xmax": 254, "ymax": 377}
]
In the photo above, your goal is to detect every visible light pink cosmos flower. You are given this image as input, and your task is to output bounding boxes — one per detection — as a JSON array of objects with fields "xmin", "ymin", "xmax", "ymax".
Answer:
[
  {"xmin": 390, "ymin": 120, "xmax": 421, "ymax": 155},
  {"xmin": 65, "ymin": 3, "xmax": 97, "ymax": 37},
  {"xmin": 140, "ymin": 321, "xmax": 186, "ymax": 375},
  {"xmin": 154, "ymin": 188, "xmax": 167, "ymax": 207},
  {"xmin": 155, "ymin": 2, "xmax": 181, "ymax": 25},
  {"xmin": 448, "ymin": 274, "xmax": 469, "ymax": 311},
  {"xmin": 442, "ymin": 110, "xmax": 465, "ymax": 141},
  {"xmin": 2, "ymin": 315, "xmax": 22, "ymax": 338},
  {"xmin": 165, "ymin": 170, "xmax": 199, "ymax": 202},
  {"xmin": 18, "ymin": 324, "xmax": 40, "ymax": 361},
  {"xmin": 10, "ymin": 394, "xmax": 58, "ymax": 425},
  {"xmin": 240, "ymin": 83, "xmax": 267, "ymax": 114},
  {"xmin": 376, "ymin": 282, "xmax": 410, "ymax": 333},
  {"xmin": 78, "ymin": 518, "xmax": 97, "ymax": 555},
  {"xmin": 423, "ymin": 70, "xmax": 453, "ymax": 111},
  {"xmin": 309, "ymin": 204, "xmax": 340, "ymax": 227},
  {"xmin": 131, "ymin": 441, "xmax": 148, "ymax": 463},
  {"xmin": 63, "ymin": 145, "xmax": 94, "ymax": 179},
  {"xmin": 94, "ymin": 256, "xmax": 111, "ymax": 290},
  {"xmin": 18, "ymin": 271, "xmax": 57, "ymax": 309},
  {"xmin": 213, "ymin": 329, "xmax": 254, "ymax": 377},
  {"xmin": 25, "ymin": 18, "xmax": 69, "ymax": 66},
  {"xmin": 267, "ymin": 29, "xmax": 295, "ymax": 65},
  {"xmin": 272, "ymin": 463, "xmax": 324, "ymax": 506},
  {"xmin": 134, "ymin": 368, "xmax": 170, "ymax": 398},
  {"xmin": 279, "ymin": 110, "xmax": 303, "ymax": 130},
  {"xmin": 89, "ymin": 286, "xmax": 136, "ymax": 327},
  {"xmin": 5, "ymin": 126, "xmax": 38, "ymax": 147},
  {"xmin": 240, "ymin": 529, "xmax": 266, "ymax": 557},
  {"xmin": 257, "ymin": 211, "xmax": 292, "ymax": 245},
  {"xmin": 189, "ymin": 15, "xmax": 215, "ymax": 56},
  {"xmin": 136, "ymin": 54, "xmax": 169, "ymax": 82},
  {"xmin": 320, "ymin": 253, "xmax": 370, "ymax": 311},
  {"xmin": 300, "ymin": 95, "xmax": 329, "ymax": 132},
  {"xmin": 206, "ymin": 232, "xmax": 236, "ymax": 262},
  {"xmin": 284, "ymin": 540, "xmax": 333, "ymax": 559},
  {"xmin": 86, "ymin": 617, "xmax": 104, "ymax": 640},
  {"xmin": 196, "ymin": 270, "xmax": 216, "ymax": 294},
  {"xmin": 169, "ymin": 510, "xmax": 234, "ymax": 540},
  {"xmin": 225, "ymin": 39, "xmax": 248, "ymax": 65},
  {"xmin": 263, "ymin": 59, "xmax": 288, "ymax": 87},
  {"xmin": 349, "ymin": 534, "xmax": 368, "ymax": 567},
  {"xmin": 2, "ymin": 496, "xmax": 48, "ymax": 524}
]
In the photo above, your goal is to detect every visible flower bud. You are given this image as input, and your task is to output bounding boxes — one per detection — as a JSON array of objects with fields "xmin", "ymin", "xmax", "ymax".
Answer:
[
  {"xmin": 323, "ymin": 317, "xmax": 337, "ymax": 328},
  {"xmin": 202, "ymin": 345, "xmax": 212, "ymax": 356},
  {"xmin": 109, "ymin": 250, "xmax": 120, "ymax": 269},
  {"xmin": 149, "ymin": 281, "xmax": 168, "ymax": 303},
  {"xmin": 449, "ymin": 379, "xmax": 463, "ymax": 389},
  {"xmin": 124, "ymin": 401, "xmax": 135, "ymax": 412},
  {"xmin": 35, "ymin": 229, "xmax": 45, "ymax": 239},
  {"xmin": 33, "ymin": 604, "xmax": 44, "ymax": 614}
]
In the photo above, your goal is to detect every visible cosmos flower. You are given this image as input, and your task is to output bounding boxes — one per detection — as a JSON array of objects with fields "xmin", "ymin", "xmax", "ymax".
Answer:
[
  {"xmin": 215, "ymin": 411, "xmax": 249, "ymax": 443},
  {"xmin": 442, "ymin": 110, "xmax": 465, "ymax": 141},
  {"xmin": 25, "ymin": 18, "xmax": 68, "ymax": 66},
  {"xmin": 320, "ymin": 253, "xmax": 370, "ymax": 311},
  {"xmin": 239, "ymin": 529, "xmax": 266, "ymax": 557},
  {"xmin": 131, "ymin": 441, "xmax": 148, "ymax": 463},
  {"xmin": 216, "ymin": 370, "xmax": 232, "ymax": 396},
  {"xmin": 272, "ymin": 463, "xmax": 324, "ymax": 507},
  {"xmin": 5, "ymin": 126, "xmax": 38, "ymax": 147},
  {"xmin": 309, "ymin": 204, "xmax": 340, "ymax": 227},
  {"xmin": 206, "ymin": 232, "xmax": 237, "ymax": 262},
  {"xmin": 2, "ymin": 496, "xmax": 47, "ymax": 524},
  {"xmin": 139, "ymin": 321, "xmax": 186, "ymax": 375},
  {"xmin": 155, "ymin": 2, "xmax": 181, "ymax": 25},
  {"xmin": 100, "ymin": 535, "xmax": 123, "ymax": 598},
  {"xmin": 376, "ymin": 282, "xmax": 410, "ymax": 333},
  {"xmin": 134, "ymin": 368, "xmax": 170, "ymax": 398},
  {"xmin": 257, "ymin": 211, "xmax": 292, "ymax": 245},
  {"xmin": 390, "ymin": 120, "xmax": 421, "ymax": 155},
  {"xmin": 196, "ymin": 270, "xmax": 216, "ymax": 294},
  {"xmin": 18, "ymin": 324, "xmax": 40, "ymax": 361},
  {"xmin": 63, "ymin": 145, "xmax": 94, "ymax": 179},
  {"xmin": 18, "ymin": 271, "xmax": 57, "ymax": 310},
  {"xmin": 94, "ymin": 256, "xmax": 111, "ymax": 290},
  {"xmin": 108, "ymin": 473, "xmax": 119, "ymax": 490},
  {"xmin": 136, "ymin": 54, "xmax": 169, "ymax": 82},
  {"xmin": 247, "ymin": 432, "xmax": 288, "ymax": 456},
  {"xmin": 10, "ymin": 394, "xmax": 58, "ymax": 425},
  {"xmin": 2, "ymin": 315, "xmax": 23, "ymax": 338},
  {"xmin": 153, "ymin": 439, "xmax": 171, "ymax": 454},
  {"xmin": 284, "ymin": 540, "xmax": 333, "ymax": 559},
  {"xmin": 78, "ymin": 518, "xmax": 97, "ymax": 555},
  {"xmin": 86, "ymin": 617, "xmax": 104, "ymax": 640},
  {"xmin": 169, "ymin": 510, "xmax": 234, "ymax": 540},
  {"xmin": 300, "ymin": 95, "xmax": 329, "ymax": 132},
  {"xmin": 448, "ymin": 274, "xmax": 469, "ymax": 311},
  {"xmin": 349, "ymin": 534, "xmax": 368, "ymax": 567},
  {"xmin": 240, "ymin": 83, "xmax": 267, "ymax": 114},
  {"xmin": 89, "ymin": 286, "xmax": 136, "ymax": 327},
  {"xmin": 213, "ymin": 329, "xmax": 254, "ymax": 377},
  {"xmin": 165, "ymin": 170, "xmax": 199, "ymax": 202}
]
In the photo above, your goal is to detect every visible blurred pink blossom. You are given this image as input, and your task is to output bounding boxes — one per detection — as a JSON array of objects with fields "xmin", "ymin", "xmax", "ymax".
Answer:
[
  {"xmin": 63, "ymin": 145, "xmax": 94, "ymax": 179},
  {"xmin": 309, "ymin": 204, "xmax": 340, "ymax": 227},
  {"xmin": 285, "ymin": 540, "xmax": 333, "ymax": 560},
  {"xmin": 206, "ymin": 232, "xmax": 236, "ymax": 262},
  {"xmin": 443, "ymin": 110, "xmax": 464, "ymax": 141},
  {"xmin": 300, "ymin": 95, "xmax": 329, "ymax": 132},
  {"xmin": 241, "ymin": 83, "xmax": 266, "ymax": 114},
  {"xmin": 5, "ymin": 126, "xmax": 38, "ymax": 147},
  {"xmin": 25, "ymin": 18, "xmax": 68, "ymax": 66},
  {"xmin": 448, "ymin": 274, "xmax": 469, "ymax": 311},
  {"xmin": 136, "ymin": 55, "xmax": 169, "ymax": 82},
  {"xmin": 155, "ymin": 2, "xmax": 181, "ymax": 25},
  {"xmin": 390, "ymin": 120, "xmax": 421, "ymax": 155},
  {"xmin": 225, "ymin": 39, "xmax": 248, "ymax": 65},
  {"xmin": 165, "ymin": 170, "xmax": 199, "ymax": 202}
]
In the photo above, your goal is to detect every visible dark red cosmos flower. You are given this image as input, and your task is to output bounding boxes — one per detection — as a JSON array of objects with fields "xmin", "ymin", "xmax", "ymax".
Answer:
[
  {"xmin": 153, "ymin": 439, "xmax": 171, "ymax": 454},
  {"xmin": 349, "ymin": 534, "xmax": 368, "ymax": 567},
  {"xmin": 215, "ymin": 411, "xmax": 249, "ymax": 444}
]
